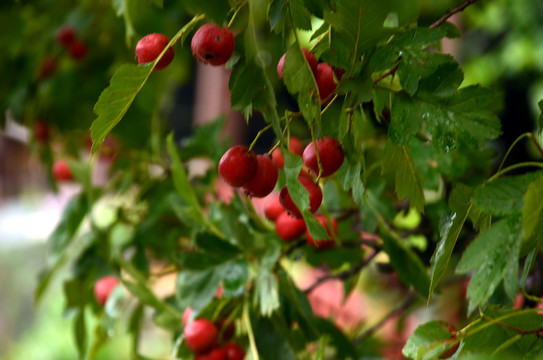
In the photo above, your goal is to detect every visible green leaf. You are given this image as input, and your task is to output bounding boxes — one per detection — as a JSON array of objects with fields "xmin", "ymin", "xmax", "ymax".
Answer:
[
  {"xmin": 74, "ymin": 308, "xmax": 87, "ymax": 360},
  {"xmin": 181, "ymin": 0, "xmax": 230, "ymax": 24},
  {"xmin": 290, "ymin": 0, "xmax": 312, "ymax": 31},
  {"xmin": 255, "ymin": 236, "xmax": 281, "ymax": 316},
  {"xmin": 537, "ymin": 99, "xmax": 543, "ymax": 135},
  {"xmin": 402, "ymin": 320, "xmax": 455, "ymax": 360},
  {"xmin": 111, "ymin": 0, "xmax": 136, "ymax": 45},
  {"xmin": 91, "ymin": 15, "xmax": 204, "ymax": 153},
  {"xmin": 229, "ymin": 59, "xmax": 267, "ymax": 120},
  {"xmin": 382, "ymin": 141, "xmax": 425, "ymax": 213},
  {"xmin": 253, "ymin": 316, "xmax": 297, "ymax": 360},
  {"xmin": 456, "ymin": 216, "xmax": 522, "ymax": 314},
  {"xmin": 429, "ymin": 184, "xmax": 473, "ymax": 300},
  {"xmin": 473, "ymin": 171, "xmax": 543, "ymax": 217},
  {"xmin": 337, "ymin": 153, "xmax": 364, "ymax": 207},
  {"xmin": 521, "ymin": 175, "xmax": 543, "ymax": 243},
  {"xmin": 381, "ymin": 228, "xmax": 430, "ymax": 296}
]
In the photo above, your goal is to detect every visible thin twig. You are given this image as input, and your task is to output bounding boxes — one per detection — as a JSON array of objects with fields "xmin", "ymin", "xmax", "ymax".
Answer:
[
  {"xmin": 353, "ymin": 293, "xmax": 419, "ymax": 344},
  {"xmin": 430, "ymin": 0, "xmax": 478, "ymax": 29},
  {"xmin": 303, "ymin": 249, "xmax": 381, "ymax": 294}
]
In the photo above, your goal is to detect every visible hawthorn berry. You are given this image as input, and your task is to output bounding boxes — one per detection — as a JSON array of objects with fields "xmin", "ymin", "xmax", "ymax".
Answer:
[
  {"xmin": 191, "ymin": 24, "xmax": 235, "ymax": 66},
  {"xmin": 94, "ymin": 275, "xmax": 119, "ymax": 306},
  {"xmin": 277, "ymin": 48, "xmax": 317, "ymax": 80},
  {"xmin": 315, "ymin": 62, "xmax": 337, "ymax": 101},
  {"xmin": 279, "ymin": 176, "xmax": 322, "ymax": 219},
  {"xmin": 242, "ymin": 155, "xmax": 278, "ymax": 198},
  {"xmin": 38, "ymin": 56, "xmax": 57, "ymax": 79},
  {"xmin": 34, "ymin": 120, "xmax": 50, "ymax": 144},
  {"xmin": 264, "ymin": 194, "xmax": 283, "ymax": 221},
  {"xmin": 305, "ymin": 215, "xmax": 338, "ymax": 249},
  {"xmin": 56, "ymin": 26, "xmax": 76, "ymax": 46},
  {"xmin": 271, "ymin": 137, "xmax": 305, "ymax": 169},
  {"xmin": 218, "ymin": 145, "xmax": 258, "ymax": 187},
  {"xmin": 222, "ymin": 342, "xmax": 246, "ymax": 360},
  {"xmin": 52, "ymin": 159, "xmax": 73, "ymax": 181},
  {"xmin": 302, "ymin": 137, "xmax": 344, "ymax": 177},
  {"xmin": 195, "ymin": 348, "xmax": 227, "ymax": 360},
  {"xmin": 136, "ymin": 33, "xmax": 174, "ymax": 71},
  {"xmin": 275, "ymin": 211, "xmax": 306, "ymax": 241},
  {"xmin": 68, "ymin": 40, "xmax": 87, "ymax": 60},
  {"xmin": 184, "ymin": 318, "xmax": 219, "ymax": 353}
]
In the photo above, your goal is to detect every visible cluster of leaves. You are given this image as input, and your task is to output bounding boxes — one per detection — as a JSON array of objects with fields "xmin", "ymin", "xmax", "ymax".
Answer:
[{"xmin": 5, "ymin": 0, "xmax": 543, "ymax": 359}]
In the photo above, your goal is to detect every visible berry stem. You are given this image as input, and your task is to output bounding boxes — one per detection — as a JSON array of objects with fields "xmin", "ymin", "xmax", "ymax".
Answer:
[
  {"xmin": 248, "ymin": 123, "xmax": 273, "ymax": 152},
  {"xmin": 227, "ymin": 1, "xmax": 246, "ymax": 28}
]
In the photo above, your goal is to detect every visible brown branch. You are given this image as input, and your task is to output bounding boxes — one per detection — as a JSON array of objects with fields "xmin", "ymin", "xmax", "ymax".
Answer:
[
  {"xmin": 303, "ymin": 249, "xmax": 381, "ymax": 294},
  {"xmin": 373, "ymin": 62, "xmax": 400, "ymax": 85},
  {"xmin": 430, "ymin": 0, "xmax": 478, "ymax": 29},
  {"xmin": 353, "ymin": 292, "xmax": 419, "ymax": 344}
]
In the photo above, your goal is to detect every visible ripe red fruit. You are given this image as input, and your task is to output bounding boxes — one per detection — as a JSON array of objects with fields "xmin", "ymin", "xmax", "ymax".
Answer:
[
  {"xmin": 34, "ymin": 120, "xmax": 50, "ymax": 144},
  {"xmin": 56, "ymin": 26, "xmax": 76, "ymax": 46},
  {"xmin": 302, "ymin": 137, "xmax": 344, "ymax": 177},
  {"xmin": 242, "ymin": 155, "xmax": 278, "ymax": 198},
  {"xmin": 136, "ymin": 33, "xmax": 174, "ymax": 71},
  {"xmin": 218, "ymin": 145, "xmax": 258, "ymax": 187},
  {"xmin": 184, "ymin": 319, "xmax": 219, "ymax": 353},
  {"xmin": 222, "ymin": 342, "xmax": 246, "ymax": 360},
  {"xmin": 305, "ymin": 215, "xmax": 338, "ymax": 249},
  {"xmin": 275, "ymin": 211, "xmax": 306, "ymax": 241},
  {"xmin": 191, "ymin": 24, "xmax": 235, "ymax": 66},
  {"xmin": 52, "ymin": 159, "xmax": 73, "ymax": 181},
  {"xmin": 279, "ymin": 176, "xmax": 322, "ymax": 219},
  {"xmin": 38, "ymin": 56, "xmax": 57, "ymax": 79},
  {"xmin": 195, "ymin": 348, "xmax": 227, "ymax": 360},
  {"xmin": 94, "ymin": 276, "xmax": 119, "ymax": 306},
  {"xmin": 68, "ymin": 40, "xmax": 87, "ymax": 60},
  {"xmin": 277, "ymin": 48, "xmax": 317, "ymax": 80},
  {"xmin": 315, "ymin": 62, "xmax": 337, "ymax": 101},
  {"xmin": 271, "ymin": 137, "xmax": 305, "ymax": 168},
  {"xmin": 264, "ymin": 194, "xmax": 283, "ymax": 221}
]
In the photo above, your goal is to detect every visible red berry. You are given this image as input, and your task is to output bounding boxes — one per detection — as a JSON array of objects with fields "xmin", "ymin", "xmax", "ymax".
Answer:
[
  {"xmin": 191, "ymin": 24, "xmax": 235, "ymax": 66},
  {"xmin": 218, "ymin": 145, "xmax": 258, "ymax": 187},
  {"xmin": 34, "ymin": 120, "xmax": 50, "ymax": 144},
  {"xmin": 242, "ymin": 155, "xmax": 278, "ymax": 198},
  {"xmin": 302, "ymin": 137, "xmax": 344, "ymax": 177},
  {"xmin": 277, "ymin": 48, "xmax": 317, "ymax": 80},
  {"xmin": 264, "ymin": 194, "xmax": 283, "ymax": 221},
  {"xmin": 195, "ymin": 348, "xmax": 227, "ymax": 360},
  {"xmin": 38, "ymin": 56, "xmax": 57, "ymax": 79},
  {"xmin": 184, "ymin": 319, "xmax": 219, "ymax": 353},
  {"xmin": 94, "ymin": 276, "xmax": 119, "ymax": 306},
  {"xmin": 136, "ymin": 33, "xmax": 174, "ymax": 71},
  {"xmin": 68, "ymin": 40, "xmax": 87, "ymax": 60},
  {"xmin": 182, "ymin": 307, "xmax": 193, "ymax": 326},
  {"xmin": 305, "ymin": 215, "xmax": 338, "ymax": 249},
  {"xmin": 271, "ymin": 137, "xmax": 305, "ymax": 168},
  {"xmin": 222, "ymin": 342, "xmax": 246, "ymax": 360},
  {"xmin": 279, "ymin": 176, "xmax": 322, "ymax": 219},
  {"xmin": 275, "ymin": 211, "xmax": 306, "ymax": 241},
  {"xmin": 52, "ymin": 159, "xmax": 73, "ymax": 181},
  {"xmin": 56, "ymin": 26, "xmax": 76, "ymax": 46},
  {"xmin": 315, "ymin": 62, "xmax": 337, "ymax": 101}
]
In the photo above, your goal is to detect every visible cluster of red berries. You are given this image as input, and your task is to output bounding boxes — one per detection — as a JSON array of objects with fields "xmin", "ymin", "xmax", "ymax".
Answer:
[
  {"xmin": 183, "ymin": 308, "xmax": 245, "ymax": 360},
  {"xmin": 135, "ymin": 23, "xmax": 235, "ymax": 71},
  {"xmin": 38, "ymin": 25, "xmax": 87, "ymax": 79},
  {"xmin": 277, "ymin": 48, "xmax": 339, "ymax": 102}
]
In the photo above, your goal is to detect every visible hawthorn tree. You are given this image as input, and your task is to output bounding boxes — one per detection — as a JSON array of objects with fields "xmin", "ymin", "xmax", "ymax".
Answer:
[{"xmin": 3, "ymin": 0, "xmax": 543, "ymax": 359}]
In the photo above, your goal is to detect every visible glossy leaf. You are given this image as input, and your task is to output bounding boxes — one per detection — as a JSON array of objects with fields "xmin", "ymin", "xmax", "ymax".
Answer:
[
  {"xmin": 402, "ymin": 320, "xmax": 455, "ymax": 360},
  {"xmin": 521, "ymin": 175, "xmax": 543, "ymax": 244}
]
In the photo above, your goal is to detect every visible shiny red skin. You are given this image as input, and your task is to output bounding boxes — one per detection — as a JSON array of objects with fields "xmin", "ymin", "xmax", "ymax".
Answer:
[
  {"xmin": 218, "ymin": 145, "xmax": 258, "ymax": 187},
  {"xmin": 56, "ymin": 26, "xmax": 76, "ymax": 46},
  {"xmin": 271, "ymin": 137, "xmax": 305, "ymax": 168},
  {"xmin": 136, "ymin": 33, "xmax": 174, "ymax": 70},
  {"xmin": 38, "ymin": 56, "xmax": 57, "ymax": 79},
  {"xmin": 34, "ymin": 120, "xmax": 50, "ymax": 144},
  {"xmin": 191, "ymin": 24, "xmax": 235, "ymax": 66},
  {"xmin": 302, "ymin": 137, "xmax": 344, "ymax": 177},
  {"xmin": 195, "ymin": 348, "xmax": 227, "ymax": 360},
  {"xmin": 68, "ymin": 40, "xmax": 87, "ymax": 60},
  {"xmin": 277, "ymin": 48, "xmax": 317, "ymax": 80},
  {"xmin": 94, "ymin": 276, "xmax": 119, "ymax": 306},
  {"xmin": 316, "ymin": 62, "xmax": 337, "ymax": 101},
  {"xmin": 222, "ymin": 342, "xmax": 246, "ymax": 360},
  {"xmin": 279, "ymin": 176, "xmax": 322, "ymax": 219},
  {"xmin": 275, "ymin": 211, "xmax": 306, "ymax": 241},
  {"xmin": 184, "ymin": 319, "xmax": 219, "ymax": 353},
  {"xmin": 242, "ymin": 155, "xmax": 278, "ymax": 198},
  {"xmin": 306, "ymin": 216, "xmax": 338, "ymax": 249},
  {"xmin": 52, "ymin": 159, "xmax": 73, "ymax": 181},
  {"xmin": 264, "ymin": 194, "xmax": 283, "ymax": 221}
]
